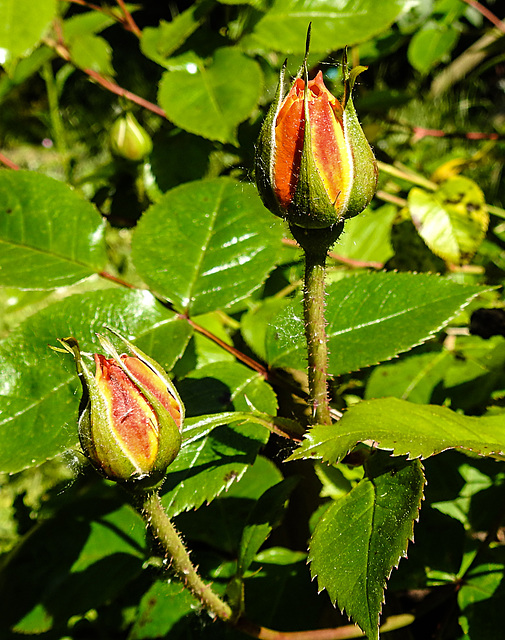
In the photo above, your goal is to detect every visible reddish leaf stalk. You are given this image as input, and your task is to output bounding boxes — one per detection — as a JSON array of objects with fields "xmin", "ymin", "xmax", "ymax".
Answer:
[
  {"xmin": 461, "ymin": 0, "xmax": 505, "ymax": 33},
  {"xmin": 115, "ymin": 0, "xmax": 142, "ymax": 37},
  {"xmin": 0, "ymin": 152, "xmax": 20, "ymax": 170},
  {"xmin": 45, "ymin": 37, "xmax": 167, "ymax": 118}
]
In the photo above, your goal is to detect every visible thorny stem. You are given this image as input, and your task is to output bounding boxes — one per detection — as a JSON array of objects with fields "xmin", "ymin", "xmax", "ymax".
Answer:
[
  {"xmin": 136, "ymin": 491, "xmax": 414, "ymax": 640},
  {"xmin": 289, "ymin": 224, "xmax": 343, "ymax": 426},
  {"xmin": 138, "ymin": 490, "xmax": 233, "ymax": 621},
  {"xmin": 303, "ymin": 248, "xmax": 332, "ymax": 425}
]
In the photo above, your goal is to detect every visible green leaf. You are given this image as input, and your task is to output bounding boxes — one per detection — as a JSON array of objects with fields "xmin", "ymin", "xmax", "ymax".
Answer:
[
  {"xmin": 158, "ymin": 48, "xmax": 262, "ymax": 144},
  {"xmin": 161, "ymin": 361, "xmax": 275, "ymax": 515},
  {"xmin": 457, "ymin": 548, "xmax": 505, "ymax": 640},
  {"xmin": 241, "ymin": 0, "xmax": 406, "ymax": 54},
  {"xmin": 66, "ymin": 34, "xmax": 114, "ymax": 75},
  {"xmin": 161, "ymin": 419, "xmax": 270, "ymax": 517},
  {"xmin": 0, "ymin": 289, "xmax": 192, "ymax": 473},
  {"xmin": 179, "ymin": 360, "xmax": 278, "ymax": 417},
  {"xmin": 188, "ymin": 312, "xmax": 236, "ymax": 369},
  {"xmin": 241, "ymin": 297, "xmax": 289, "ymax": 362},
  {"xmin": 245, "ymin": 547, "xmax": 321, "ymax": 630},
  {"xmin": 0, "ymin": 171, "xmax": 107, "ymax": 289},
  {"xmin": 175, "ymin": 455, "xmax": 284, "ymax": 557},
  {"xmin": 309, "ymin": 455, "xmax": 425, "ymax": 640},
  {"xmin": 132, "ymin": 178, "xmax": 284, "ymax": 316},
  {"xmin": 0, "ymin": 0, "xmax": 56, "ymax": 63},
  {"xmin": 335, "ymin": 204, "xmax": 396, "ymax": 265},
  {"xmin": 129, "ymin": 579, "xmax": 199, "ymax": 640},
  {"xmin": 407, "ymin": 22, "xmax": 459, "ymax": 73},
  {"xmin": 441, "ymin": 337, "xmax": 505, "ymax": 413},
  {"xmin": 408, "ymin": 177, "xmax": 488, "ymax": 264},
  {"xmin": 1, "ymin": 496, "xmax": 145, "ymax": 635},
  {"xmin": 288, "ymin": 397, "xmax": 505, "ymax": 464},
  {"xmin": 140, "ymin": 0, "xmax": 214, "ymax": 67},
  {"xmin": 237, "ymin": 477, "xmax": 298, "ymax": 577},
  {"xmin": 365, "ymin": 350, "xmax": 451, "ymax": 404},
  {"xmin": 265, "ymin": 272, "xmax": 486, "ymax": 375},
  {"xmin": 63, "ymin": 5, "xmax": 133, "ymax": 39}
]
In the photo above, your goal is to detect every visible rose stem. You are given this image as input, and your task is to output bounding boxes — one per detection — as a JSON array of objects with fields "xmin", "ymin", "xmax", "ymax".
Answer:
[
  {"xmin": 289, "ymin": 223, "xmax": 344, "ymax": 426},
  {"xmin": 137, "ymin": 490, "xmax": 232, "ymax": 621}
]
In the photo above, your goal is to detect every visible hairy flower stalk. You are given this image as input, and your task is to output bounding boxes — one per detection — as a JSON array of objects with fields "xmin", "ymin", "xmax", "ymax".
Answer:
[
  {"xmin": 138, "ymin": 490, "xmax": 233, "ymax": 621},
  {"xmin": 255, "ymin": 26, "xmax": 377, "ymax": 424}
]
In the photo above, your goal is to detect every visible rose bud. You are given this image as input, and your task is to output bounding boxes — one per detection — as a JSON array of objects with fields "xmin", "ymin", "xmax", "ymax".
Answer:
[
  {"xmin": 110, "ymin": 113, "xmax": 153, "ymax": 161},
  {"xmin": 255, "ymin": 44, "xmax": 377, "ymax": 229},
  {"xmin": 57, "ymin": 329, "xmax": 183, "ymax": 488}
]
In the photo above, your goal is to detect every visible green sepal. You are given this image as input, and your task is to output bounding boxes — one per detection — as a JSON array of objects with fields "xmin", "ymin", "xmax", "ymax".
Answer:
[
  {"xmin": 254, "ymin": 60, "xmax": 289, "ymax": 219},
  {"xmin": 341, "ymin": 50, "xmax": 378, "ymax": 219},
  {"xmin": 97, "ymin": 329, "xmax": 183, "ymax": 488},
  {"xmin": 342, "ymin": 96, "xmax": 378, "ymax": 219}
]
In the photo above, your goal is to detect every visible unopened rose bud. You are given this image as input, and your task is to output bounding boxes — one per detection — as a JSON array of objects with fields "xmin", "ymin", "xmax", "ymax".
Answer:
[
  {"xmin": 57, "ymin": 329, "xmax": 183, "ymax": 488},
  {"xmin": 255, "ymin": 40, "xmax": 377, "ymax": 229},
  {"xmin": 110, "ymin": 113, "xmax": 153, "ymax": 161}
]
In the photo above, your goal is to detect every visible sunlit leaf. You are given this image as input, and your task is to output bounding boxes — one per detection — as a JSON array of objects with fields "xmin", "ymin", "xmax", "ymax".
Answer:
[
  {"xmin": 408, "ymin": 177, "xmax": 488, "ymax": 264},
  {"xmin": 158, "ymin": 48, "xmax": 262, "ymax": 144},
  {"xmin": 309, "ymin": 455, "xmax": 425, "ymax": 640},
  {"xmin": 288, "ymin": 397, "xmax": 505, "ymax": 464},
  {"xmin": 132, "ymin": 178, "xmax": 283, "ymax": 316},
  {"xmin": 266, "ymin": 272, "xmax": 486, "ymax": 374},
  {"xmin": 0, "ymin": 171, "xmax": 107, "ymax": 289}
]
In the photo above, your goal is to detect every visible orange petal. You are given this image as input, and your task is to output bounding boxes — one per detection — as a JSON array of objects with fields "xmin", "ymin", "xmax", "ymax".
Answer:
[{"xmin": 95, "ymin": 355, "xmax": 158, "ymax": 468}]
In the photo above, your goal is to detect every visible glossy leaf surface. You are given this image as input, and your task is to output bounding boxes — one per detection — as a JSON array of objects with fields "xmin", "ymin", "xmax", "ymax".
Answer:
[
  {"xmin": 309, "ymin": 456, "xmax": 425, "ymax": 640},
  {"xmin": 0, "ymin": 289, "xmax": 191, "ymax": 473},
  {"xmin": 0, "ymin": 171, "xmax": 107, "ymax": 289},
  {"xmin": 242, "ymin": 0, "xmax": 406, "ymax": 54},
  {"xmin": 158, "ymin": 48, "xmax": 262, "ymax": 144},
  {"xmin": 132, "ymin": 178, "xmax": 283, "ymax": 316},
  {"xmin": 161, "ymin": 361, "xmax": 275, "ymax": 516},
  {"xmin": 289, "ymin": 397, "xmax": 505, "ymax": 464},
  {"xmin": 266, "ymin": 272, "xmax": 485, "ymax": 374}
]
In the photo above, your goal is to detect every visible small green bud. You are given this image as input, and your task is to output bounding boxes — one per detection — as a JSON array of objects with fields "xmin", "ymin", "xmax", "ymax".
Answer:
[{"xmin": 110, "ymin": 113, "xmax": 153, "ymax": 161}]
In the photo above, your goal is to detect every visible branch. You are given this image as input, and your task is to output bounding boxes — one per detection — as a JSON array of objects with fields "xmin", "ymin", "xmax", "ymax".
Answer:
[
  {"xmin": 235, "ymin": 613, "xmax": 414, "ymax": 640},
  {"xmin": 62, "ymin": 0, "xmax": 141, "ymax": 35},
  {"xmin": 45, "ymin": 37, "xmax": 167, "ymax": 118},
  {"xmin": 0, "ymin": 152, "xmax": 20, "ymax": 170},
  {"xmin": 84, "ymin": 68, "xmax": 166, "ymax": 117},
  {"xmin": 430, "ymin": 25, "xmax": 504, "ymax": 97},
  {"xmin": 460, "ymin": 0, "xmax": 505, "ymax": 34},
  {"xmin": 98, "ymin": 272, "xmax": 270, "ymax": 378},
  {"xmin": 116, "ymin": 0, "xmax": 142, "ymax": 37}
]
